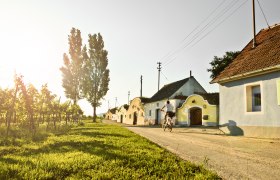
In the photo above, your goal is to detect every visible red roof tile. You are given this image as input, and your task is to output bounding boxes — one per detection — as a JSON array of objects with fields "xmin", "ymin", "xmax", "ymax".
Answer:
[{"xmin": 212, "ymin": 24, "xmax": 280, "ymax": 83}]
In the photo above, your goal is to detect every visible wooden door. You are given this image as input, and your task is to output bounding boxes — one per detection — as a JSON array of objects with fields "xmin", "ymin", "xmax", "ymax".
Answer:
[{"xmin": 190, "ymin": 108, "xmax": 202, "ymax": 126}]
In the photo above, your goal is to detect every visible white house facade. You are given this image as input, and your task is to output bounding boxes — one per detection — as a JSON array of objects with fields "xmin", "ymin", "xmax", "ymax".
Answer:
[
  {"xmin": 144, "ymin": 76, "xmax": 207, "ymax": 125},
  {"xmin": 212, "ymin": 24, "xmax": 280, "ymax": 138},
  {"xmin": 116, "ymin": 104, "xmax": 129, "ymax": 123}
]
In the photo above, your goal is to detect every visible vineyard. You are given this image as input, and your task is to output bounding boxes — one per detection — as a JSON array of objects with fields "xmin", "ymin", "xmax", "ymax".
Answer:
[{"xmin": 0, "ymin": 75, "xmax": 83, "ymax": 137}]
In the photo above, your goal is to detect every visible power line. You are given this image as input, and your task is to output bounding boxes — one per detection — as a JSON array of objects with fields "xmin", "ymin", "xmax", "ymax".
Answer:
[
  {"xmin": 160, "ymin": 0, "xmax": 227, "ymax": 64},
  {"xmin": 189, "ymin": 0, "xmax": 249, "ymax": 49},
  {"xmin": 176, "ymin": 0, "xmax": 249, "ymax": 76},
  {"xmin": 256, "ymin": 0, "xmax": 270, "ymax": 28},
  {"xmin": 165, "ymin": 0, "xmax": 248, "ymax": 67},
  {"xmin": 160, "ymin": 71, "xmax": 169, "ymax": 81},
  {"xmin": 163, "ymin": 0, "xmax": 243, "ymax": 66}
]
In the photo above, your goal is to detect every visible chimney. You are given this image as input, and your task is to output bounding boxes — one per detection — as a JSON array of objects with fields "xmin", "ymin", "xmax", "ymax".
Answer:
[{"xmin": 190, "ymin": 70, "xmax": 192, "ymax": 77}]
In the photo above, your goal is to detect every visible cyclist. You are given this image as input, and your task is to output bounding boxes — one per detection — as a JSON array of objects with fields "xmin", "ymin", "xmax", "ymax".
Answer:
[{"xmin": 161, "ymin": 100, "xmax": 174, "ymax": 124}]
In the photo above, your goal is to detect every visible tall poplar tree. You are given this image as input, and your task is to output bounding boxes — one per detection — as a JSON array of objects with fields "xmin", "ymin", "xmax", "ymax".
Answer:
[
  {"xmin": 60, "ymin": 28, "xmax": 83, "ymax": 105},
  {"xmin": 82, "ymin": 33, "xmax": 110, "ymax": 122}
]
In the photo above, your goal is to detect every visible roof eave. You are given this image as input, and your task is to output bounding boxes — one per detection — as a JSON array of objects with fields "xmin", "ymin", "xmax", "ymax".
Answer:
[{"xmin": 211, "ymin": 65, "xmax": 280, "ymax": 84}]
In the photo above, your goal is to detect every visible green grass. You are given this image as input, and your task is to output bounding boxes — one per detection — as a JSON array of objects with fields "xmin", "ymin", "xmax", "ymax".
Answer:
[{"xmin": 0, "ymin": 120, "xmax": 220, "ymax": 179}]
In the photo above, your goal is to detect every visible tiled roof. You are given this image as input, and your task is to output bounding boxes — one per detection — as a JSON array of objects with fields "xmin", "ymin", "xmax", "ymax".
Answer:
[
  {"xmin": 139, "ymin": 97, "xmax": 150, "ymax": 103},
  {"xmin": 212, "ymin": 24, "xmax": 280, "ymax": 83},
  {"xmin": 118, "ymin": 104, "xmax": 129, "ymax": 111},
  {"xmin": 123, "ymin": 104, "xmax": 129, "ymax": 110},
  {"xmin": 109, "ymin": 107, "xmax": 118, "ymax": 114},
  {"xmin": 197, "ymin": 92, "xmax": 219, "ymax": 105},
  {"xmin": 149, "ymin": 77, "xmax": 190, "ymax": 103}
]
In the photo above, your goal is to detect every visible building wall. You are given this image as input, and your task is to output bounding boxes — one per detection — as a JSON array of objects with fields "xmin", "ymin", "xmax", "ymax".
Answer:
[
  {"xmin": 219, "ymin": 71, "xmax": 280, "ymax": 138},
  {"xmin": 144, "ymin": 99, "xmax": 183, "ymax": 125},
  {"xmin": 172, "ymin": 77, "xmax": 207, "ymax": 98},
  {"xmin": 177, "ymin": 95, "xmax": 218, "ymax": 126},
  {"xmin": 126, "ymin": 98, "xmax": 146, "ymax": 125},
  {"xmin": 116, "ymin": 106, "xmax": 127, "ymax": 123},
  {"xmin": 105, "ymin": 112, "xmax": 112, "ymax": 120},
  {"xmin": 111, "ymin": 114, "xmax": 118, "ymax": 121}
]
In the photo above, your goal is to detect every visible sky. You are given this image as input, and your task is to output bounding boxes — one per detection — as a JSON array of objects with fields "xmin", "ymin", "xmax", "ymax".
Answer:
[{"xmin": 0, "ymin": 0, "xmax": 279, "ymax": 115}]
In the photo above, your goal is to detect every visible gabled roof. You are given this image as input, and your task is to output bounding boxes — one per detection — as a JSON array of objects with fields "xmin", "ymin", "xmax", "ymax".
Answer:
[
  {"xmin": 212, "ymin": 24, "xmax": 280, "ymax": 83},
  {"xmin": 109, "ymin": 107, "xmax": 118, "ymax": 114},
  {"xmin": 149, "ymin": 77, "xmax": 190, "ymax": 103},
  {"xmin": 118, "ymin": 104, "xmax": 129, "ymax": 111},
  {"xmin": 197, "ymin": 92, "xmax": 219, "ymax": 105},
  {"xmin": 139, "ymin": 97, "xmax": 150, "ymax": 103}
]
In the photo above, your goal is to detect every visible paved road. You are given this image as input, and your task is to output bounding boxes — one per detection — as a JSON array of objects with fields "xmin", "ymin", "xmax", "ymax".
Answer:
[{"xmin": 104, "ymin": 120, "xmax": 280, "ymax": 180}]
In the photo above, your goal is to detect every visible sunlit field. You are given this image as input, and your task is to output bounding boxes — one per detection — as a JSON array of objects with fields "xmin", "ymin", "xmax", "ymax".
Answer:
[{"xmin": 0, "ymin": 120, "xmax": 219, "ymax": 179}]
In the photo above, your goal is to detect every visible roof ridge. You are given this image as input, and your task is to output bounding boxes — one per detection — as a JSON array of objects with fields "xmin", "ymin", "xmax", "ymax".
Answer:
[
  {"xmin": 163, "ymin": 77, "xmax": 190, "ymax": 87},
  {"xmin": 263, "ymin": 23, "xmax": 280, "ymax": 31}
]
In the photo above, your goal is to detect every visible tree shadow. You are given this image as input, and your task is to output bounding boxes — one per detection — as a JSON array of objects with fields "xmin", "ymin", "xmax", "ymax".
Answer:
[{"xmin": 220, "ymin": 120, "xmax": 244, "ymax": 136}]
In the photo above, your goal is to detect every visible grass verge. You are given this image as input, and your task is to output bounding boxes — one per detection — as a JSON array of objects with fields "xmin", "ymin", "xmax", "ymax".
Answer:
[{"xmin": 0, "ymin": 120, "xmax": 220, "ymax": 179}]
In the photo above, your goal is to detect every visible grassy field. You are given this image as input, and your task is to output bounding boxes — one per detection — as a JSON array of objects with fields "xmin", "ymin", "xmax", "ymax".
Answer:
[{"xmin": 0, "ymin": 120, "xmax": 219, "ymax": 179}]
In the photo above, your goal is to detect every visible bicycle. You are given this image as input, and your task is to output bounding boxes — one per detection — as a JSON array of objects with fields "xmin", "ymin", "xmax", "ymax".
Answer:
[{"xmin": 161, "ymin": 110, "xmax": 174, "ymax": 132}]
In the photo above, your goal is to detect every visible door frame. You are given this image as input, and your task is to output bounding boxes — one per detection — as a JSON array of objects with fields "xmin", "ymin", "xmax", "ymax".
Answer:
[{"xmin": 188, "ymin": 106, "xmax": 202, "ymax": 126}]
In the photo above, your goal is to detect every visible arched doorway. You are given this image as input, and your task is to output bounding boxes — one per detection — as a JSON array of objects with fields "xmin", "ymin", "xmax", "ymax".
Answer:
[
  {"xmin": 133, "ymin": 112, "xmax": 137, "ymax": 125},
  {"xmin": 120, "ymin": 115, "xmax": 123, "ymax": 123},
  {"xmin": 190, "ymin": 107, "xmax": 202, "ymax": 126}
]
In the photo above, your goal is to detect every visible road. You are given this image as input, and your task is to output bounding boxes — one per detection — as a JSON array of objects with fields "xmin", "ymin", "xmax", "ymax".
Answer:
[{"xmin": 104, "ymin": 120, "xmax": 280, "ymax": 180}]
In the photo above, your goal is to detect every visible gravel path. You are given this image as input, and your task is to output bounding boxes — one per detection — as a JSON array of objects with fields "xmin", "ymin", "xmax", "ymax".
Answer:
[{"xmin": 104, "ymin": 120, "xmax": 280, "ymax": 180}]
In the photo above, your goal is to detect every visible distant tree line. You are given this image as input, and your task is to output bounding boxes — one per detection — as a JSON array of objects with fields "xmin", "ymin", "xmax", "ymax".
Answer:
[{"xmin": 0, "ymin": 75, "xmax": 83, "ymax": 136}]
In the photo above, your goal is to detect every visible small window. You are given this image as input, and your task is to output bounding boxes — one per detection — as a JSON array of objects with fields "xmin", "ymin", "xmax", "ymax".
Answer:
[
  {"xmin": 246, "ymin": 84, "xmax": 261, "ymax": 112},
  {"xmin": 129, "ymin": 114, "xmax": 131, "ymax": 119},
  {"xmin": 156, "ymin": 103, "xmax": 159, "ymax": 107},
  {"xmin": 149, "ymin": 110, "xmax": 151, "ymax": 116}
]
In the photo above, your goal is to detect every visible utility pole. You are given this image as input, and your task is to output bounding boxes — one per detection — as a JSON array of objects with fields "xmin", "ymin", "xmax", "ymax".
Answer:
[
  {"xmin": 128, "ymin": 91, "xmax": 130, "ymax": 105},
  {"xmin": 252, "ymin": 0, "xmax": 256, "ymax": 48},
  {"xmin": 157, "ymin": 62, "xmax": 161, "ymax": 91},
  {"xmin": 140, "ymin": 75, "xmax": 143, "ymax": 97}
]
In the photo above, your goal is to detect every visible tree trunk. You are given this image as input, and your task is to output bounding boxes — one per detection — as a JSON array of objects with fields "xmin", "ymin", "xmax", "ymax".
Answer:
[{"xmin": 93, "ymin": 106, "xmax": 96, "ymax": 122}]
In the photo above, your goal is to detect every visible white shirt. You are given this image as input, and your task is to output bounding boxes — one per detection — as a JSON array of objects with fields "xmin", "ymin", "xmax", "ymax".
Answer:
[{"xmin": 166, "ymin": 103, "xmax": 173, "ymax": 112}]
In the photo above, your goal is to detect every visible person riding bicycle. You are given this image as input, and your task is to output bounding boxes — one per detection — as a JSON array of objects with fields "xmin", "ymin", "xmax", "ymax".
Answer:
[{"xmin": 161, "ymin": 100, "xmax": 174, "ymax": 124}]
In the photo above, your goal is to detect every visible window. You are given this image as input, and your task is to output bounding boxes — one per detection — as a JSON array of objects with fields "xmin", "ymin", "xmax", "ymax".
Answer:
[
  {"xmin": 277, "ymin": 79, "xmax": 280, "ymax": 105},
  {"xmin": 156, "ymin": 103, "xmax": 159, "ymax": 107},
  {"xmin": 149, "ymin": 110, "xmax": 151, "ymax": 116},
  {"xmin": 246, "ymin": 84, "xmax": 262, "ymax": 112}
]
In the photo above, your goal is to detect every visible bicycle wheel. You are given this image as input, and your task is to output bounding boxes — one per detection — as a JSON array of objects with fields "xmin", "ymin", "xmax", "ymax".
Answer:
[{"xmin": 169, "ymin": 124, "xmax": 172, "ymax": 132}]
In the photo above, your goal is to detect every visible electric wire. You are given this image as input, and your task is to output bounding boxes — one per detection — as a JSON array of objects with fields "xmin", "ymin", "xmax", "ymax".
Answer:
[
  {"xmin": 160, "ymin": 71, "xmax": 169, "ymax": 81},
  {"xmin": 163, "ymin": 0, "xmax": 242, "ymax": 66},
  {"xmin": 256, "ymin": 0, "xmax": 270, "ymax": 28},
  {"xmin": 160, "ymin": 0, "xmax": 227, "ymax": 64},
  {"xmin": 176, "ymin": 0, "xmax": 249, "ymax": 75},
  {"xmin": 189, "ymin": 0, "xmax": 249, "ymax": 49},
  {"xmin": 165, "ymin": 0, "xmax": 248, "ymax": 67}
]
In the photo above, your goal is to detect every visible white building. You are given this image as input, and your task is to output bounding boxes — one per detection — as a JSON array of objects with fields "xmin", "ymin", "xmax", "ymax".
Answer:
[
  {"xmin": 211, "ymin": 24, "xmax": 280, "ymax": 138},
  {"xmin": 144, "ymin": 76, "xmax": 207, "ymax": 125}
]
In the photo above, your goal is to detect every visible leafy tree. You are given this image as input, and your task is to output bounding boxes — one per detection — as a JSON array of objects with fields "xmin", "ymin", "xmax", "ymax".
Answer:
[
  {"xmin": 82, "ymin": 33, "xmax": 110, "ymax": 122},
  {"xmin": 60, "ymin": 28, "xmax": 83, "ymax": 105},
  {"xmin": 15, "ymin": 75, "xmax": 36, "ymax": 132},
  {"xmin": 207, "ymin": 51, "xmax": 240, "ymax": 79}
]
